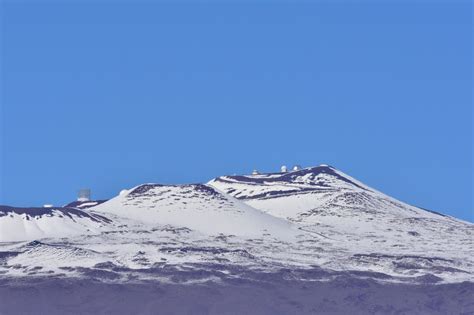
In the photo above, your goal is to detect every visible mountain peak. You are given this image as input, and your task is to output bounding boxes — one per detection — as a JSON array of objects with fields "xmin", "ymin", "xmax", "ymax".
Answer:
[
  {"xmin": 91, "ymin": 182, "xmax": 296, "ymax": 238},
  {"xmin": 210, "ymin": 164, "xmax": 368, "ymax": 195}
]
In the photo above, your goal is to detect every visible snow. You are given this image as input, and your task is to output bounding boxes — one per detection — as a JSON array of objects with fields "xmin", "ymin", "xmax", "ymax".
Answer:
[
  {"xmin": 0, "ymin": 207, "xmax": 110, "ymax": 242},
  {"xmin": 208, "ymin": 164, "xmax": 474, "ymax": 283},
  {"xmin": 74, "ymin": 202, "xmax": 99, "ymax": 208},
  {"xmin": 0, "ymin": 164, "xmax": 472, "ymax": 285},
  {"xmin": 92, "ymin": 184, "xmax": 297, "ymax": 240}
]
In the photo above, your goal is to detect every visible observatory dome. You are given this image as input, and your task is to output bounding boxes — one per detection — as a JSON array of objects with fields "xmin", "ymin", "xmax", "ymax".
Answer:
[{"xmin": 119, "ymin": 189, "xmax": 129, "ymax": 196}]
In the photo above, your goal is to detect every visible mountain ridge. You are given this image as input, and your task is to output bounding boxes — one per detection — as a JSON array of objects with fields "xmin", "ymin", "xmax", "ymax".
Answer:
[{"xmin": 0, "ymin": 164, "xmax": 472, "ymax": 286}]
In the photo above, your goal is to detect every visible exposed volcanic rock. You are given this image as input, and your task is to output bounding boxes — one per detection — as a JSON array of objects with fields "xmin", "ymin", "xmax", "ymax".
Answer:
[{"xmin": 65, "ymin": 200, "xmax": 109, "ymax": 209}]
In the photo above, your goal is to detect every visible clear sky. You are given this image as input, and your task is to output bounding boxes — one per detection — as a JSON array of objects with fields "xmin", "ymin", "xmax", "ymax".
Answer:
[{"xmin": 1, "ymin": 1, "xmax": 472, "ymax": 222}]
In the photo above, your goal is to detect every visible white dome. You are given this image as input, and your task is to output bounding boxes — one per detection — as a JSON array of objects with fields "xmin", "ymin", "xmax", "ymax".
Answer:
[
  {"xmin": 280, "ymin": 165, "xmax": 288, "ymax": 173},
  {"xmin": 292, "ymin": 165, "xmax": 302, "ymax": 171},
  {"xmin": 252, "ymin": 169, "xmax": 260, "ymax": 175},
  {"xmin": 119, "ymin": 189, "xmax": 129, "ymax": 196}
]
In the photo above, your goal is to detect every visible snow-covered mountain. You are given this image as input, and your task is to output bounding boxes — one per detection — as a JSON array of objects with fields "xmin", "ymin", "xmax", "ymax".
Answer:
[
  {"xmin": 0, "ymin": 205, "xmax": 111, "ymax": 242},
  {"xmin": 0, "ymin": 165, "xmax": 473, "ymax": 314},
  {"xmin": 209, "ymin": 164, "xmax": 471, "ymax": 231},
  {"xmin": 209, "ymin": 164, "xmax": 446, "ymax": 221},
  {"xmin": 209, "ymin": 165, "xmax": 473, "ymax": 281},
  {"xmin": 92, "ymin": 183, "xmax": 296, "ymax": 239}
]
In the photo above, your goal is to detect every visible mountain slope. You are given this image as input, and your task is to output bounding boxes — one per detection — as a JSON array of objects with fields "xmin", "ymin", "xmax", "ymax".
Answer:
[
  {"xmin": 0, "ymin": 206, "xmax": 111, "ymax": 242},
  {"xmin": 92, "ymin": 183, "xmax": 296, "ymax": 239},
  {"xmin": 65, "ymin": 199, "xmax": 108, "ymax": 209},
  {"xmin": 209, "ymin": 165, "xmax": 474, "ymax": 277},
  {"xmin": 0, "ymin": 166, "xmax": 472, "ymax": 286},
  {"xmin": 208, "ymin": 164, "xmax": 467, "ymax": 224}
]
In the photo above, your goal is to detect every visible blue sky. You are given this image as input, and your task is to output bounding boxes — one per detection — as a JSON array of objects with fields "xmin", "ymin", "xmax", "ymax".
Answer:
[{"xmin": 1, "ymin": 1, "xmax": 472, "ymax": 222}]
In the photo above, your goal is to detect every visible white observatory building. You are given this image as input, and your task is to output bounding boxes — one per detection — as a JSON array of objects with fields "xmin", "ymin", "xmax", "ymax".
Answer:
[
  {"xmin": 292, "ymin": 165, "xmax": 302, "ymax": 171},
  {"xmin": 77, "ymin": 189, "xmax": 91, "ymax": 202},
  {"xmin": 280, "ymin": 165, "xmax": 288, "ymax": 173},
  {"xmin": 119, "ymin": 189, "xmax": 128, "ymax": 196},
  {"xmin": 252, "ymin": 169, "xmax": 260, "ymax": 175}
]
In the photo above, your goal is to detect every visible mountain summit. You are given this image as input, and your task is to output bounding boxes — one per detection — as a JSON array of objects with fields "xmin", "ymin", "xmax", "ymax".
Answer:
[
  {"xmin": 208, "ymin": 164, "xmax": 473, "ymax": 283},
  {"xmin": 92, "ymin": 183, "xmax": 296, "ymax": 239}
]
